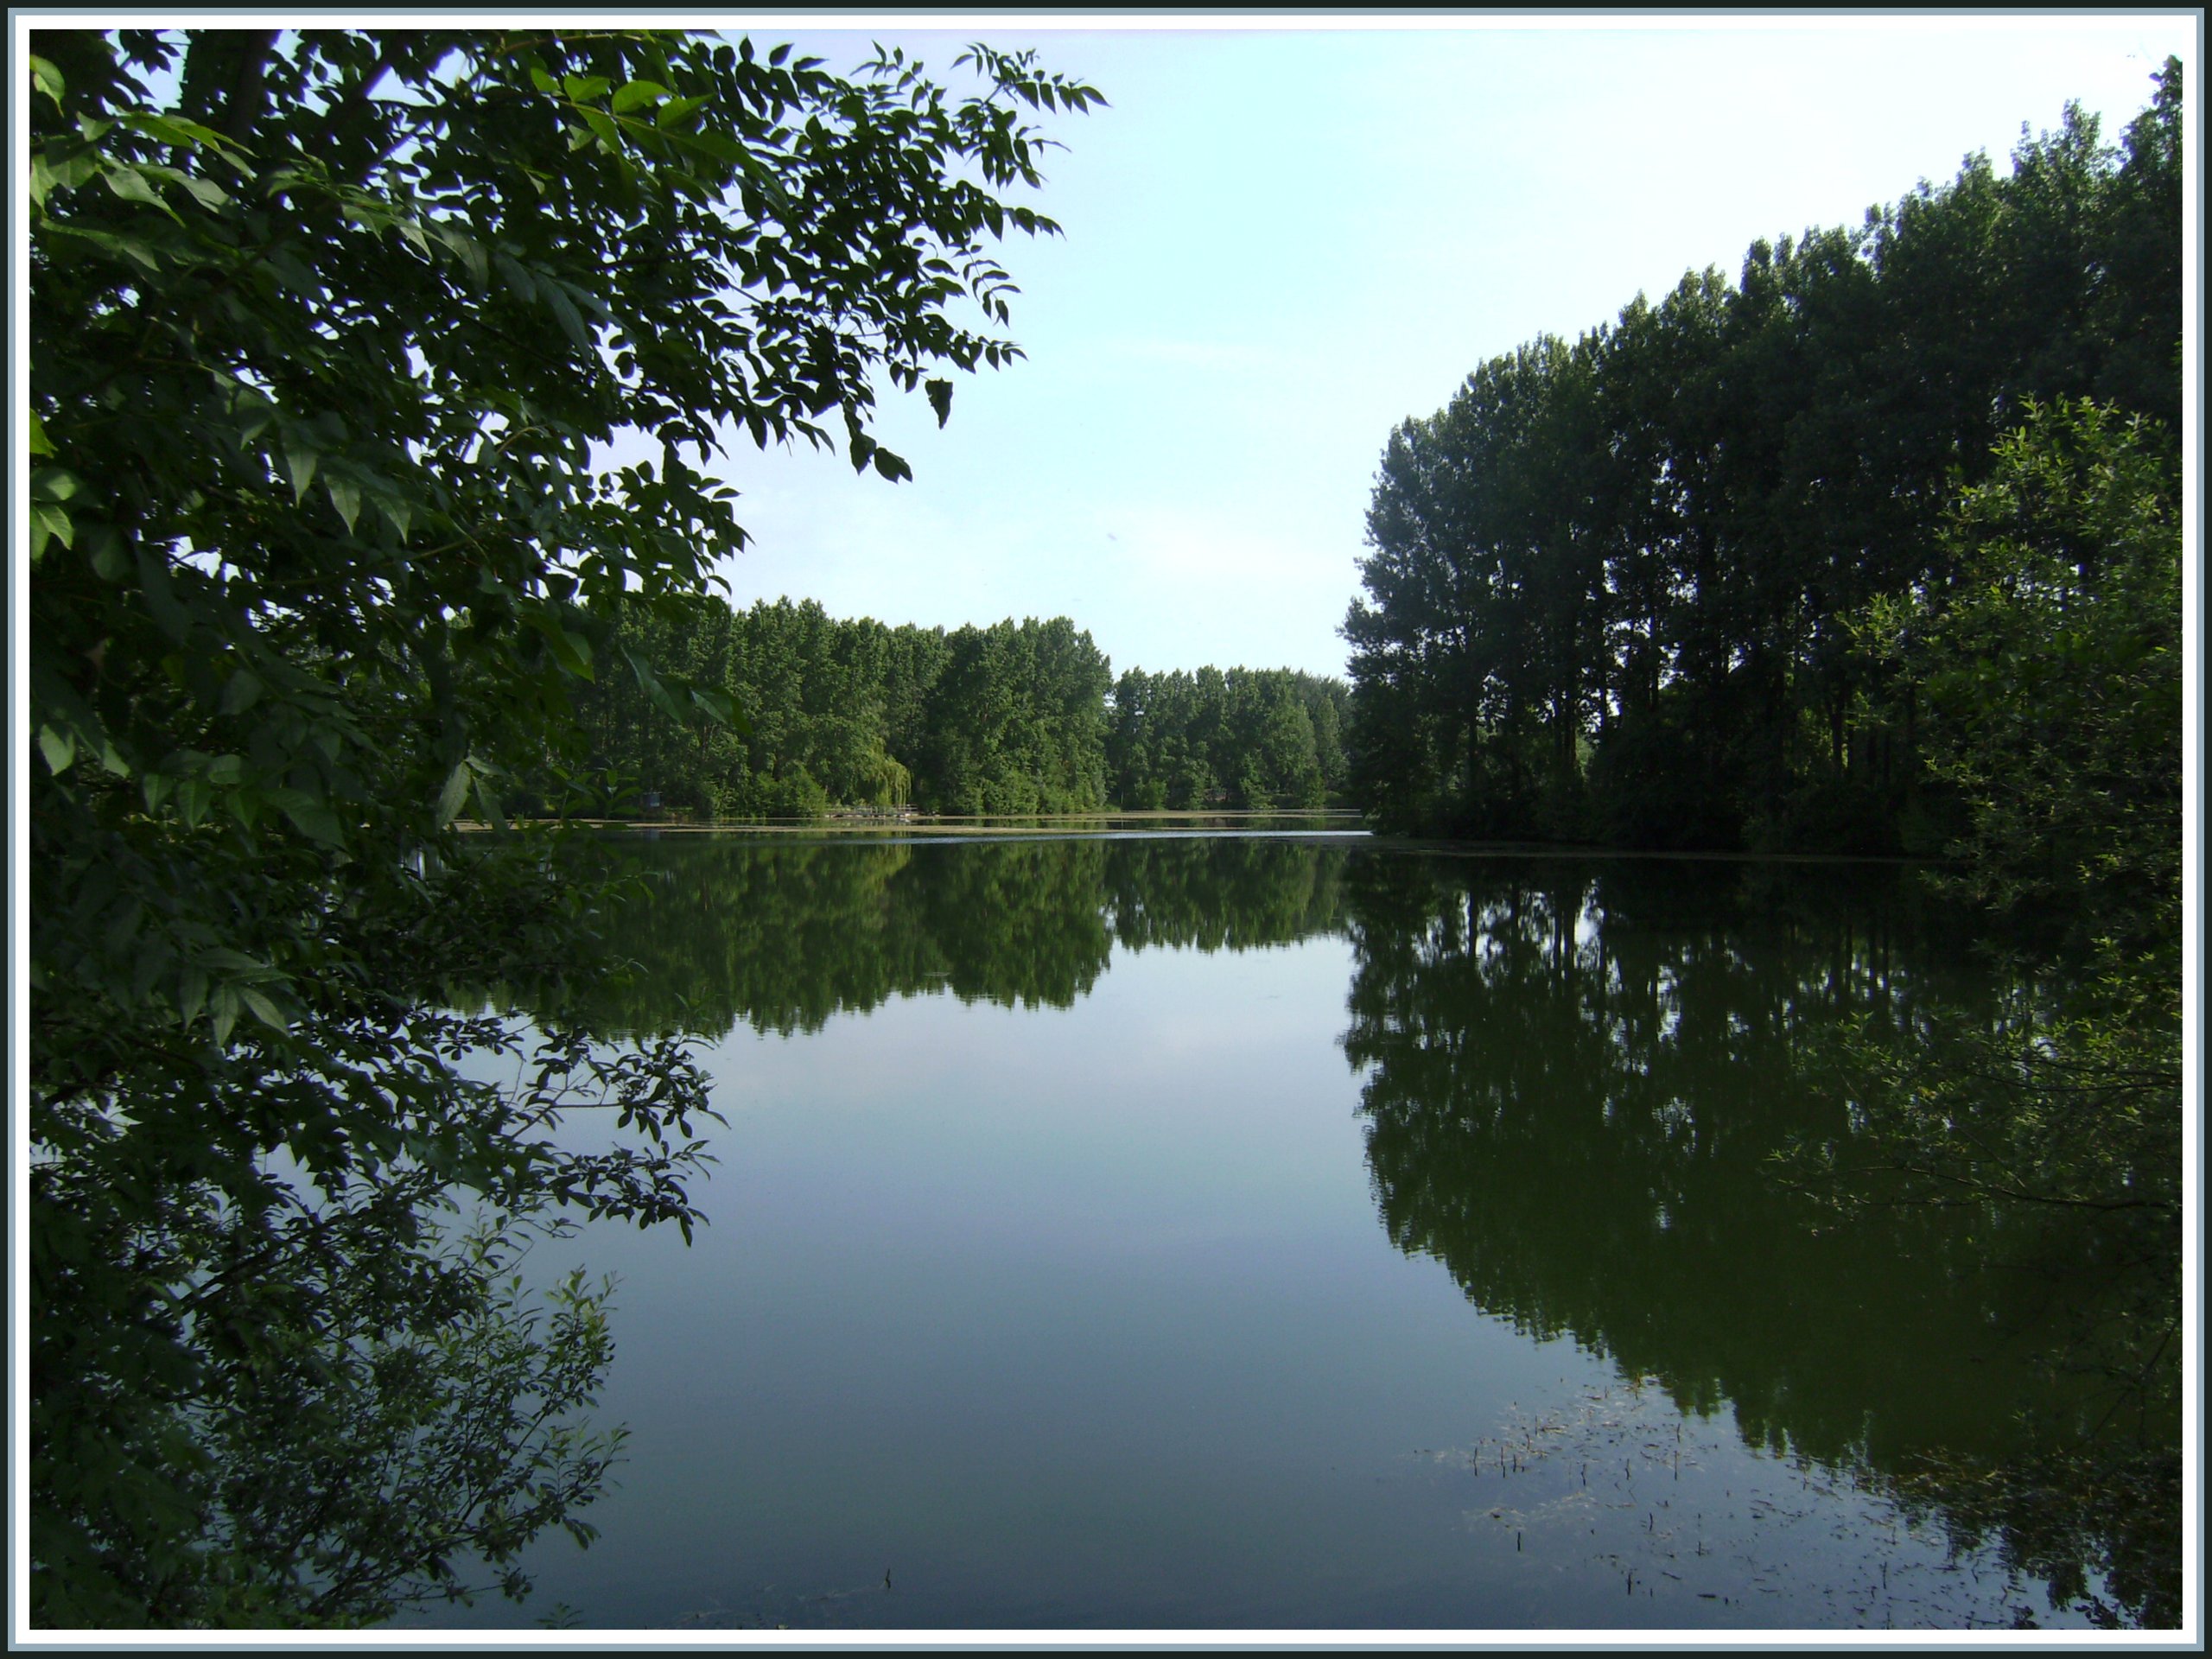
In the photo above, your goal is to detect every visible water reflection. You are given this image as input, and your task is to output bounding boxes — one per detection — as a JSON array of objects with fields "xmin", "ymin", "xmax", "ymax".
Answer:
[
  {"xmin": 560, "ymin": 835, "xmax": 1350, "ymax": 1037},
  {"xmin": 1338, "ymin": 854, "xmax": 2177, "ymax": 1627},
  {"xmin": 544, "ymin": 835, "xmax": 2173, "ymax": 1627}
]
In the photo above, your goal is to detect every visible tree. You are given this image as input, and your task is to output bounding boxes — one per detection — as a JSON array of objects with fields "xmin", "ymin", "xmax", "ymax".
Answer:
[
  {"xmin": 1797, "ymin": 401, "xmax": 2182, "ymax": 1624},
  {"xmin": 28, "ymin": 27, "xmax": 1098, "ymax": 1623},
  {"xmin": 1855, "ymin": 397, "xmax": 2180, "ymax": 937},
  {"xmin": 1344, "ymin": 66, "xmax": 2181, "ymax": 852},
  {"xmin": 914, "ymin": 618, "xmax": 1110, "ymax": 815},
  {"xmin": 2092, "ymin": 60, "xmax": 2184, "ymax": 423}
]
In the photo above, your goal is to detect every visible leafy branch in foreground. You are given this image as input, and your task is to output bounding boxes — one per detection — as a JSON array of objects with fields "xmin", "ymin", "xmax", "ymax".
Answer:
[{"xmin": 29, "ymin": 26, "xmax": 1095, "ymax": 1624}]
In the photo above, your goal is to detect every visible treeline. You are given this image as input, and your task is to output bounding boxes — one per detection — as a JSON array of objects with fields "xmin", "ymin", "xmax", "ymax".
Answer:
[
  {"xmin": 579, "ymin": 599, "xmax": 1111, "ymax": 817},
  {"xmin": 571, "ymin": 596, "xmax": 1352, "ymax": 817},
  {"xmin": 1107, "ymin": 667, "xmax": 1349, "ymax": 810},
  {"xmin": 1344, "ymin": 65, "xmax": 2181, "ymax": 855}
]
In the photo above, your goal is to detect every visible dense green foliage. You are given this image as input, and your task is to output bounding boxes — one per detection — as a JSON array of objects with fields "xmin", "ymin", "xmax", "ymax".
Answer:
[
  {"xmin": 569, "ymin": 596, "xmax": 1353, "ymax": 817},
  {"xmin": 1860, "ymin": 398, "xmax": 2181, "ymax": 938},
  {"xmin": 1344, "ymin": 65, "xmax": 2182, "ymax": 856},
  {"xmin": 28, "ymin": 25, "xmax": 1096, "ymax": 1623},
  {"xmin": 1105, "ymin": 666, "xmax": 1349, "ymax": 810}
]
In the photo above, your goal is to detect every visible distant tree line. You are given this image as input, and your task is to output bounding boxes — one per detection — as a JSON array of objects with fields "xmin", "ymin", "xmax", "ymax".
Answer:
[
  {"xmin": 571, "ymin": 596, "xmax": 1352, "ymax": 817},
  {"xmin": 1344, "ymin": 64, "xmax": 2181, "ymax": 857},
  {"xmin": 1106, "ymin": 666, "xmax": 1349, "ymax": 810}
]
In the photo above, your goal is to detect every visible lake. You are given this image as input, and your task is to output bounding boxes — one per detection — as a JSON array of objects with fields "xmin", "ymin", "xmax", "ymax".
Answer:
[{"xmin": 416, "ymin": 830, "xmax": 2175, "ymax": 1631}]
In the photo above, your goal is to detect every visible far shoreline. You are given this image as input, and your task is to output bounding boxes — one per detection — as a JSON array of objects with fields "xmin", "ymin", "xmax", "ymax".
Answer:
[{"xmin": 463, "ymin": 811, "xmax": 1932, "ymax": 864}]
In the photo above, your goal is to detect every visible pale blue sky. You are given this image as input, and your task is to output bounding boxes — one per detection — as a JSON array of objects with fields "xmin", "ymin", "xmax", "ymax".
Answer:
[{"xmin": 658, "ymin": 16, "xmax": 2196, "ymax": 681}]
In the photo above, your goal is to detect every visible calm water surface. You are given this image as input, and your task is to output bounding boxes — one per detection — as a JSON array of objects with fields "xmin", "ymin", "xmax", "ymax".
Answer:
[{"xmin": 418, "ymin": 832, "xmax": 2168, "ymax": 1631}]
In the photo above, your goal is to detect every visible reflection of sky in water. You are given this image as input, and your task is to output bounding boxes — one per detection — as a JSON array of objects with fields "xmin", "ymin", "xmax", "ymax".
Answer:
[{"xmin": 423, "ymin": 874, "xmax": 2102, "ymax": 1632}]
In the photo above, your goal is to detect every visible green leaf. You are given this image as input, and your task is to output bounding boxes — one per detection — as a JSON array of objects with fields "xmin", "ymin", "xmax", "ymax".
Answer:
[
  {"xmin": 38, "ymin": 725, "xmax": 77, "ymax": 776},
  {"xmin": 86, "ymin": 526, "xmax": 129, "ymax": 582},
  {"xmin": 173, "ymin": 173, "xmax": 229, "ymax": 212},
  {"xmin": 431, "ymin": 222, "xmax": 489, "ymax": 288},
  {"xmin": 527, "ymin": 612, "xmax": 594, "ymax": 678},
  {"xmin": 435, "ymin": 759, "xmax": 474, "ymax": 828},
  {"xmin": 209, "ymin": 985, "xmax": 239, "ymax": 1048},
  {"xmin": 31, "ymin": 503, "xmax": 72, "ymax": 559},
  {"xmin": 327, "ymin": 475, "xmax": 363, "ymax": 536},
  {"xmin": 542, "ymin": 280, "xmax": 593, "ymax": 353},
  {"xmin": 28, "ymin": 410, "xmax": 54, "ymax": 456},
  {"xmin": 177, "ymin": 965, "xmax": 208, "ymax": 1027},
  {"xmin": 124, "ymin": 109, "xmax": 243, "ymax": 155},
  {"xmin": 100, "ymin": 162, "xmax": 181, "ymax": 220},
  {"xmin": 378, "ymin": 492, "xmax": 414, "ymax": 544},
  {"xmin": 556, "ymin": 625, "xmax": 594, "ymax": 677},
  {"xmin": 198, "ymin": 948, "xmax": 270, "ymax": 975},
  {"xmin": 493, "ymin": 248, "xmax": 537, "ymax": 301},
  {"xmin": 579, "ymin": 107, "xmax": 621, "ymax": 151},
  {"xmin": 240, "ymin": 987, "xmax": 289, "ymax": 1032},
  {"xmin": 219, "ymin": 670, "xmax": 264, "ymax": 715},
  {"xmin": 270, "ymin": 787, "xmax": 343, "ymax": 845},
  {"xmin": 610, "ymin": 80, "xmax": 669, "ymax": 115},
  {"xmin": 30, "ymin": 53, "xmax": 64, "ymax": 107},
  {"xmin": 664, "ymin": 124, "xmax": 746, "ymax": 168},
  {"xmin": 33, "ymin": 465, "xmax": 80, "ymax": 502},
  {"xmin": 284, "ymin": 435, "xmax": 320, "ymax": 503},
  {"xmin": 622, "ymin": 645, "xmax": 691, "ymax": 728},
  {"xmin": 689, "ymin": 684, "xmax": 747, "ymax": 735},
  {"xmin": 925, "ymin": 378, "xmax": 953, "ymax": 429}
]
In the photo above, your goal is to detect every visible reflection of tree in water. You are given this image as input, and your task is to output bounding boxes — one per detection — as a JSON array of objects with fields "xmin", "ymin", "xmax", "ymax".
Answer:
[
  {"xmin": 522, "ymin": 835, "xmax": 2171, "ymax": 1624},
  {"xmin": 1103, "ymin": 836, "xmax": 1345, "ymax": 953},
  {"xmin": 555, "ymin": 835, "xmax": 1350, "ymax": 1039},
  {"xmin": 1339, "ymin": 854, "xmax": 2178, "ymax": 1627}
]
